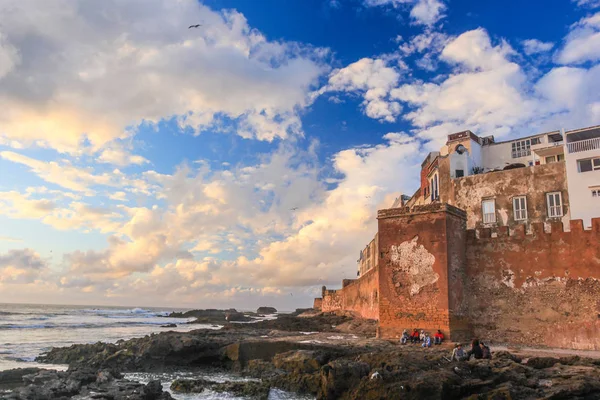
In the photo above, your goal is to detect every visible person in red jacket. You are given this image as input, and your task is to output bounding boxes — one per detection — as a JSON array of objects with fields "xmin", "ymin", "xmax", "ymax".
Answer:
[
  {"xmin": 434, "ymin": 329, "xmax": 444, "ymax": 345},
  {"xmin": 410, "ymin": 328, "xmax": 420, "ymax": 344}
]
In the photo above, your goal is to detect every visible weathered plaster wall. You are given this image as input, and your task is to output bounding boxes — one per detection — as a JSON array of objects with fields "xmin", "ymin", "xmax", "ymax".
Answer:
[
  {"xmin": 358, "ymin": 233, "xmax": 379, "ymax": 276},
  {"xmin": 449, "ymin": 162, "xmax": 570, "ymax": 229},
  {"xmin": 320, "ymin": 266, "xmax": 379, "ymax": 320},
  {"xmin": 376, "ymin": 204, "xmax": 467, "ymax": 340},
  {"xmin": 465, "ymin": 219, "xmax": 600, "ymax": 350}
]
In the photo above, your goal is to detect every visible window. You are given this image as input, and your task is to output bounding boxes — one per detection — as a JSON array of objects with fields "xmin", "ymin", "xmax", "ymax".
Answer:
[
  {"xmin": 455, "ymin": 169, "xmax": 464, "ymax": 178},
  {"xmin": 511, "ymin": 139, "xmax": 531, "ymax": 158},
  {"xmin": 482, "ymin": 199, "xmax": 496, "ymax": 224},
  {"xmin": 430, "ymin": 174, "xmax": 439, "ymax": 201},
  {"xmin": 513, "ymin": 196, "xmax": 527, "ymax": 221},
  {"xmin": 545, "ymin": 155, "xmax": 556, "ymax": 164},
  {"xmin": 592, "ymin": 190, "xmax": 599, "ymax": 197},
  {"xmin": 430, "ymin": 179, "xmax": 434, "ymax": 201},
  {"xmin": 557, "ymin": 154, "xmax": 565, "ymax": 162},
  {"xmin": 531, "ymin": 137, "xmax": 541, "ymax": 145},
  {"xmin": 578, "ymin": 157, "xmax": 600, "ymax": 173},
  {"xmin": 546, "ymin": 192, "xmax": 563, "ymax": 218}
]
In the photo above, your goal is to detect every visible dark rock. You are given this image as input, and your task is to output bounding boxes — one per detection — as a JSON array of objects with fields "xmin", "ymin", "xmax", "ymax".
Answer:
[
  {"xmin": 319, "ymin": 359, "xmax": 370, "ymax": 398},
  {"xmin": 170, "ymin": 378, "xmax": 215, "ymax": 393},
  {"xmin": 5, "ymin": 368, "xmax": 173, "ymax": 400},
  {"xmin": 225, "ymin": 311, "xmax": 252, "ymax": 322},
  {"xmin": 526, "ymin": 357, "xmax": 560, "ymax": 369},
  {"xmin": 170, "ymin": 378, "xmax": 269, "ymax": 399},
  {"xmin": 160, "ymin": 324, "xmax": 177, "ymax": 328},
  {"xmin": 0, "ymin": 368, "xmax": 43, "ymax": 390},
  {"xmin": 494, "ymin": 350, "xmax": 522, "ymax": 363},
  {"xmin": 256, "ymin": 307, "xmax": 277, "ymax": 314}
]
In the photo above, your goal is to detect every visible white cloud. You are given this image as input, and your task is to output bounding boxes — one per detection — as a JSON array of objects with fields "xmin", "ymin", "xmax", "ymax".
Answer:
[
  {"xmin": 521, "ymin": 39, "xmax": 554, "ymax": 55},
  {"xmin": 322, "ymin": 58, "xmax": 402, "ymax": 122},
  {"xmin": 557, "ymin": 12, "xmax": 600, "ymax": 64},
  {"xmin": 572, "ymin": 0, "xmax": 600, "ymax": 8},
  {"xmin": 363, "ymin": 0, "xmax": 446, "ymax": 26},
  {"xmin": 398, "ymin": 30, "xmax": 450, "ymax": 70},
  {"xmin": 0, "ymin": 0, "xmax": 328, "ymax": 154},
  {"xmin": 410, "ymin": 0, "xmax": 446, "ymax": 26},
  {"xmin": 98, "ymin": 143, "xmax": 148, "ymax": 167},
  {"xmin": 0, "ymin": 249, "xmax": 47, "ymax": 284}
]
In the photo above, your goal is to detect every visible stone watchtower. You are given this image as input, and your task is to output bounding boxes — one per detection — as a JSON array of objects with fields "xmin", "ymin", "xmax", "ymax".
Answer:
[{"xmin": 376, "ymin": 203, "xmax": 471, "ymax": 340}]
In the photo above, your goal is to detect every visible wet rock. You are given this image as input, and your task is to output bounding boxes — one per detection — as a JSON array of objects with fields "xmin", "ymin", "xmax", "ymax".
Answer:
[
  {"xmin": 257, "ymin": 307, "xmax": 277, "ymax": 314},
  {"xmin": 4, "ymin": 368, "xmax": 173, "ymax": 400},
  {"xmin": 36, "ymin": 330, "xmax": 250, "ymax": 371},
  {"xmin": 160, "ymin": 324, "xmax": 177, "ymax": 328},
  {"xmin": 319, "ymin": 359, "xmax": 370, "ymax": 398},
  {"xmin": 170, "ymin": 378, "xmax": 215, "ymax": 392},
  {"xmin": 213, "ymin": 381, "xmax": 271, "ymax": 400},
  {"xmin": 171, "ymin": 378, "xmax": 270, "ymax": 399},
  {"xmin": 232, "ymin": 312, "xmax": 351, "ymax": 332}
]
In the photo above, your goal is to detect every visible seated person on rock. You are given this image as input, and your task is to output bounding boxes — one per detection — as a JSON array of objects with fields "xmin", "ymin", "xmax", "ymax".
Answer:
[
  {"xmin": 480, "ymin": 341, "xmax": 492, "ymax": 359},
  {"xmin": 466, "ymin": 339, "xmax": 483, "ymax": 360},
  {"xmin": 451, "ymin": 343, "xmax": 466, "ymax": 361},
  {"xmin": 400, "ymin": 329, "xmax": 410, "ymax": 344},
  {"xmin": 411, "ymin": 329, "xmax": 420, "ymax": 343},
  {"xmin": 422, "ymin": 333, "xmax": 432, "ymax": 348},
  {"xmin": 434, "ymin": 329, "xmax": 444, "ymax": 345},
  {"xmin": 419, "ymin": 330, "xmax": 426, "ymax": 342}
]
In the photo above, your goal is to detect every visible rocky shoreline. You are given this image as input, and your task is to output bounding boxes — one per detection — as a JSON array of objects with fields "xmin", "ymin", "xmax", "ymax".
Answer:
[{"xmin": 3, "ymin": 309, "xmax": 600, "ymax": 399}]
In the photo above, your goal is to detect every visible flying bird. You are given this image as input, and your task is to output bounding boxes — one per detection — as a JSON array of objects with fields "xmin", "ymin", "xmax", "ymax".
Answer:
[
  {"xmin": 188, "ymin": 24, "xmax": 202, "ymax": 29},
  {"xmin": 290, "ymin": 207, "xmax": 298, "ymax": 211}
]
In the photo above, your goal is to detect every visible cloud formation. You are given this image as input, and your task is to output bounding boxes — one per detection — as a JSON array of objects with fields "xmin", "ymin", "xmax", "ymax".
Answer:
[
  {"xmin": 0, "ymin": 249, "xmax": 47, "ymax": 284},
  {"xmin": 363, "ymin": 0, "xmax": 446, "ymax": 26},
  {"xmin": 0, "ymin": 0, "xmax": 328, "ymax": 158}
]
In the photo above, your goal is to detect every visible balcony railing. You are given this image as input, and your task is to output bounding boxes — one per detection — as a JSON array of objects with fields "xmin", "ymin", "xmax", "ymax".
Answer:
[{"xmin": 567, "ymin": 137, "xmax": 600, "ymax": 153}]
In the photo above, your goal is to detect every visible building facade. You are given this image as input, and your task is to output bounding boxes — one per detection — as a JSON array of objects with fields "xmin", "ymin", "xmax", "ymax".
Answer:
[
  {"xmin": 407, "ymin": 128, "xmax": 572, "ymax": 230},
  {"xmin": 564, "ymin": 125, "xmax": 600, "ymax": 228},
  {"xmin": 315, "ymin": 125, "xmax": 600, "ymax": 351}
]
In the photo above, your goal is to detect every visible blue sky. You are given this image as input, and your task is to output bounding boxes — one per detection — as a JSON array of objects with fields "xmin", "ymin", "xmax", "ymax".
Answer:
[{"xmin": 0, "ymin": 0, "xmax": 599, "ymax": 308}]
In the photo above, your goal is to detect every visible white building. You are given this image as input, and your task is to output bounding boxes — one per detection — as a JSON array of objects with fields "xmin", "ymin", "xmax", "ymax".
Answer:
[
  {"xmin": 442, "ymin": 129, "xmax": 565, "ymax": 179},
  {"xmin": 564, "ymin": 125, "xmax": 600, "ymax": 228}
]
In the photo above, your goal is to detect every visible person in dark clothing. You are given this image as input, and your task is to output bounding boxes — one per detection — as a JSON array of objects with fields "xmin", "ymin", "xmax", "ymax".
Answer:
[
  {"xmin": 410, "ymin": 329, "xmax": 420, "ymax": 344},
  {"xmin": 466, "ymin": 339, "xmax": 483, "ymax": 360},
  {"xmin": 480, "ymin": 341, "xmax": 492, "ymax": 359}
]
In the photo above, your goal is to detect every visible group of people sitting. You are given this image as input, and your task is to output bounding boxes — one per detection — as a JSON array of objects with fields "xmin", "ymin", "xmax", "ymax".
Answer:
[
  {"xmin": 400, "ymin": 328, "xmax": 445, "ymax": 347},
  {"xmin": 399, "ymin": 330, "xmax": 492, "ymax": 360},
  {"xmin": 451, "ymin": 339, "xmax": 492, "ymax": 361}
]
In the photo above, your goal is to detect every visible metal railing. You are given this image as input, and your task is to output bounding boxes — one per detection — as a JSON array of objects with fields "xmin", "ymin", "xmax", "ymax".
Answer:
[{"xmin": 567, "ymin": 137, "xmax": 600, "ymax": 153}]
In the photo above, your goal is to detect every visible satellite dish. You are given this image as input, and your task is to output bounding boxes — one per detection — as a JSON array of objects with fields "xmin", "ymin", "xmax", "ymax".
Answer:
[{"xmin": 455, "ymin": 144, "xmax": 466, "ymax": 154}]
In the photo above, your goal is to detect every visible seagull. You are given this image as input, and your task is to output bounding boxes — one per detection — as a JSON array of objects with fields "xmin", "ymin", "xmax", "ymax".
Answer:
[
  {"xmin": 365, "ymin": 196, "xmax": 371, "ymax": 199},
  {"xmin": 188, "ymin": 24, "xmax": 202, "ymax": 29},
  {"xmin": 290, "ymin": 207, "xmax": 298, "ymax": 211}
]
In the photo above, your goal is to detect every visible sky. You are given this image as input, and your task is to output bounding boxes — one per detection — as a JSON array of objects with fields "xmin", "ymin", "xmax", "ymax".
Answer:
[{"xmin": 0, "ymin": 0, "xmax": 599, "ymax": 310}]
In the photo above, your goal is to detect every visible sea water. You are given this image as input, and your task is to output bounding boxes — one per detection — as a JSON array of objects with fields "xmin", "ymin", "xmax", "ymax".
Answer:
[{"xmin": 0, "ymin": 303, "xmax": 312, "ymax": 399}]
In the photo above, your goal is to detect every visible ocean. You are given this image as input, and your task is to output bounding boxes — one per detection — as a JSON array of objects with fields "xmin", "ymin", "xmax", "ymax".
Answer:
[{"xmin": 0, "ymin": 303, "xmax": 311, "ymax": 399}]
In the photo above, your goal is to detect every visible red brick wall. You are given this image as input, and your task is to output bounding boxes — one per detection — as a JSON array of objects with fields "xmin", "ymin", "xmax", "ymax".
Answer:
[
  {"xmin": 320, "ymin": 266, "xmax": 379, "ymax": 320},
  {"xmin": 465, "ymin": 218, "xmax": 600, "ymax": 350},
  {"xmin": 376, "ymin": 204, "xmax": 467, "ymax": 340}
]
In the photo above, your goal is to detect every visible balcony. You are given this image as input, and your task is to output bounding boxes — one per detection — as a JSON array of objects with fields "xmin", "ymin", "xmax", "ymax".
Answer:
[{"xmin": 567, "ymin": 137, "xmax": 600, "ymax": 154}]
